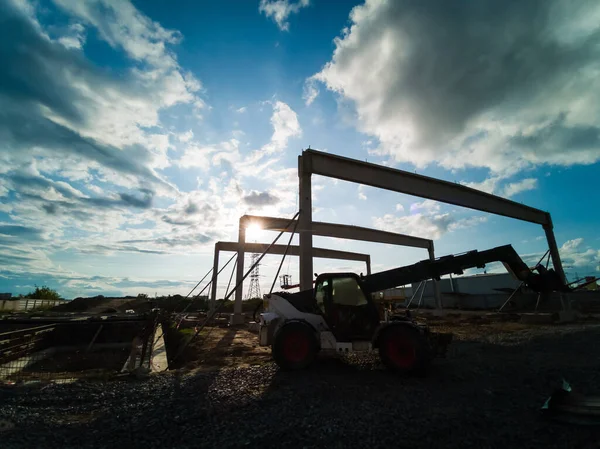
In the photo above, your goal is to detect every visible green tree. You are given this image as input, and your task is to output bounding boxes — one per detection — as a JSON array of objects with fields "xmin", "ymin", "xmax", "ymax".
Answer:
[{"xmin": 25, "ymin": 285, "xmax": 61, "ymax": 300}]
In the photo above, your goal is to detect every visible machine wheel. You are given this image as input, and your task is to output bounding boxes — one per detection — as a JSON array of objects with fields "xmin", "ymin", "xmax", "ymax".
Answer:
[
  {"xmin": 272, "ymin": 322, "xmax": 318, "ymax": 371},
  {"xmin": 378, "ymin": 325, "xmax": 430, "ymax": 376}
]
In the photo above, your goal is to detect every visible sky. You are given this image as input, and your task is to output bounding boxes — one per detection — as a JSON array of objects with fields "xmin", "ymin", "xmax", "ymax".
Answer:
[{"xmin": 0, "ymin": 0, "xmax": 599, "ymax": 299}]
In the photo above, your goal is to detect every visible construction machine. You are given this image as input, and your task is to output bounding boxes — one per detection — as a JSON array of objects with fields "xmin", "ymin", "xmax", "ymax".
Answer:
[{"xmin": 258, "ymin": 244, "xmax": 569, "ymax": 375}]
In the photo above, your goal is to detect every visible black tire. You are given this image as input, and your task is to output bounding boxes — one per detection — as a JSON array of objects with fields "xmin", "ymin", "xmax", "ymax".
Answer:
[
  {"xmin": 378, "ymin": 325, "xmax": 430, "ymax": 376},
  {"xmin": 272, "ymin": 322, "xmax": 319, "ymax": 371}
]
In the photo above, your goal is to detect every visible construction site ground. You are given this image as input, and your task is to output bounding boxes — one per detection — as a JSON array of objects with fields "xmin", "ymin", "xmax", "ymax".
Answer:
[
  {"xmin": 2, "ymin": 313, "xmax": 600, "ymax": 448},
  {"xmin": 176, "ymin": 323, "xmax": 272, "ymax": 371}
]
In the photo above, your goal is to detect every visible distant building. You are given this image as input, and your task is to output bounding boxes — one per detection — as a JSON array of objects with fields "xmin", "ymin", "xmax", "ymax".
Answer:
[
  {"xmin": 382, "ymin": 272, "xmax": 524, "ymax": 310},
  {"xmin": 411, "ymin": 272, "xmax": 522, "ymax": 297},
  {"xmin": 0, "ymin": 296, "xmax": 64, "ymax": 312}
]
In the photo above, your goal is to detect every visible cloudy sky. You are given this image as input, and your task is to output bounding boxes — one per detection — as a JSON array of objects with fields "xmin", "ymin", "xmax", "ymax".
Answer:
[{"xmin": 1, "ymin": 0, "xmax": 599, "ymax": 299}]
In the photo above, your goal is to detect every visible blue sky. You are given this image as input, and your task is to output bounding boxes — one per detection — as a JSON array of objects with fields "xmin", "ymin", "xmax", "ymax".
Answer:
[{"xmin": 0, "ymin": 0, "xmax": 599, "ymax": 299}]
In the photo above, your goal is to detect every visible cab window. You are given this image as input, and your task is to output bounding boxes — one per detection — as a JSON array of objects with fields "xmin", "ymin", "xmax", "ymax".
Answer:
[
  {"xmin": 331, "ymin": 277, "xmax": 368, "ymax": 307},
  {"xmin": 315, "ymin": 279, "xmax": 329, "ymax": 313}
]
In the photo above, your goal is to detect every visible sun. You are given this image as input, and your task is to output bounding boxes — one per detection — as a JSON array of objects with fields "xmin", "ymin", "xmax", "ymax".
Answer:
[{"xmin": 245, "ymin": 223, "xmax": 263, "ymax": 242}]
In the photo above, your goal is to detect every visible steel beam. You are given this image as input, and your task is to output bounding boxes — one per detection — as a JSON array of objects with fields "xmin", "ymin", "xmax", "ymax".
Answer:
[
  {"xmin": 304, "ymin": 149, "xmax": 549, "ymax": 225},
  {"xmin": 240, "ymin": 214, "xmax": 438, "ymax": 304},
  {"xmin": 240, "ymin": 215, "xmax": 432, "ymax": 249},
  {"xmin": 210, "ymin": 242, "xmax": 372, "ymax": 311},
  {"xmin": 216, "ymin": 242, "xmax": 372, "ymax": 262},
  {"xmin": 299, "ymin": 149, "xmax": 566, "ymax": 287}
]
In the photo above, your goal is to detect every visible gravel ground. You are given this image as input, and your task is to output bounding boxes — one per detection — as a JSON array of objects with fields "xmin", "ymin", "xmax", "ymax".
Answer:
[{"xmin": 1, "ymin": 324, "xmax": 600, "ymax": 449}]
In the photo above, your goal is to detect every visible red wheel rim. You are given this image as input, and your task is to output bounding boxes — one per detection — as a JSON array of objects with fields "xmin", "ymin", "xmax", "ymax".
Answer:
[
  {"xmin": 282, "ymin": 331, "xmax": 310, "ymax": 363},
  {"xmin": 386, "ymin": 334, "xmax": 416, "ymax": 368}
]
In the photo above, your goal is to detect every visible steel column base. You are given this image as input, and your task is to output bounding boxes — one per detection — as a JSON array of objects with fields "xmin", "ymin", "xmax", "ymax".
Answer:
[{"xmin": 229, "ymin": 313, "xmax": 245, "ymax": 326}]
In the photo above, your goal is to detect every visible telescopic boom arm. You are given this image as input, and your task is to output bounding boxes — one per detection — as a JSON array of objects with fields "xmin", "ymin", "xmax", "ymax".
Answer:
[{"xmin": 360, "ymin": 245, "xmax": 568, "ymax": 295}]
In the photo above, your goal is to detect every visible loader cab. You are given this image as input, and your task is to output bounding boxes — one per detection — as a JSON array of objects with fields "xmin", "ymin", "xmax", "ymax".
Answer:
[{"xmin": 314, "ymin": 273, "xmax": 381, "ymax": 341}]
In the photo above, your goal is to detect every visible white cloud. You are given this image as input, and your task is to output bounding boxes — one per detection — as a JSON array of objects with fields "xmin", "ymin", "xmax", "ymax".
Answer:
[
  {"xmin": 177, "ymin": 130, "xmax": 194, "ymax": 142},
  {"xmin": 262, "ymin": 101, "xmax": 301, "ymax": 154},
  {"xmin": 449, "ymin": 216, "xmax": 488, "ymax": 231},
  {"xmin": 0, "ymin": 0, "xmax": 223, "ymax": 280},
  {"xmin": 53, "ymin": 0, "xmax": 182, "ymax": 69},
  {"xmin": 259, "ymin": 0, "xmax": 310, "ymax": 31},
  {"xmin": 358, "ymin": 185, "xmax": 367, "ymax": 200},
  {"xmin": 374, "ymin": 198, "xmax": 488, "ymax": 240},
  {"xmin": 303, "ymin": 78, "xmax": 319, "ymax": 106},
  {"xmin": 57, "ymin": 23, "xmax": 86, "ymax": 49},
  {"xmin": 409, "ymin": 199, "xmax": 440, "ymax": 213},
  {"xmin": 312, "ymin": 0, "xmax": 600, "ymax": 173},
  {"xmin": 175, "ymin": 101, "xmax": 299, "ymax": 178},
  {"xmin": 236, "ymin": 107, "xmax": 247, "ymax": 114},
  {"xmin": 177, "ymin": 139, "xmax": 240, "ymax": 170},
  {"xmin": 147, "ymin": 134, "xmax": 172, "ymax": 169},
  {"xmin": 462, "ymin": 175, "xmax": 538, "ymax": 198},
  {"xmin": 241, "ymin": 191, "xmax": 280, "ymax": 207},
  {"xmin": 462, "ymin": 177, "xmax": 501, "ymax": 195},
  {"xmin": 516, "ymin": 238, "xmax": 600, "ymax": 279},
  {"xmin": 47, "ymin": 0, "xmax": 204, "ymax": 164},
  {"xmin": 502, "ymin": 178, "xmax": 538, "ymax": 198},
  {"xmin": 373, "ymin": 213, "xmax": 454, "ymax": 240},
  {"xmin": 551, "ymin": 238, "xmax": 599, "ymax": 274},
  {"xmin": 561, "ymin": 238, "xmax": 584, "ymax": 253},
  {"xmin": 87, "ymin": 184, "xmax": 104, "ymax": 195},
  {"xmin": 0, "ymin": 0, "xmax": 208, "ymax": 208}
]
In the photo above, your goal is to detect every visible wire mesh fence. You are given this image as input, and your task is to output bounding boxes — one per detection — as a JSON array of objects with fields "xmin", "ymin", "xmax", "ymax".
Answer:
[
  {"xmin": 0, "ymin": 324, "xmax": 55, "ymax": 382},
  {"xmin": 0, "ymin": 314, "xmax": 160, "ymax": 384}
]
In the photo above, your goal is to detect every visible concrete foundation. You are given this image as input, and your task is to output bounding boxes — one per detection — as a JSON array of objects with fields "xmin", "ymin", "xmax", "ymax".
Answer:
[
  {"xmin": 520, "ymin": 313, "xmax": 555, "ymax": 324},
  {"xmin": 229, "ymin": 313, "xmax": 245, "ymax": 326},
  {"xmin": 557, "ymin": 310, "xmax": 578, "ymax": 323},
  {"xmin": 150, "ymin": 324, "xmax": 168, "ymax": 373}
]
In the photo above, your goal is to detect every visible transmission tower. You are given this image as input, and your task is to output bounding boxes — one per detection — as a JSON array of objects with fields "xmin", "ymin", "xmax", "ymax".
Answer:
[{"xmin": 245, "ymin": 253, "xmax": 262, "ymax": 299}]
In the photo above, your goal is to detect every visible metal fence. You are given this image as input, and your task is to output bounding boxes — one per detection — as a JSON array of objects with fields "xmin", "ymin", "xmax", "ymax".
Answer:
[
  {"xmin": 0, "ymin": 324, "xmax": 56, "ymax": 382},
  {"xmin": 0, "ymin": 314, "xmax": 160, "ymax": 383}
]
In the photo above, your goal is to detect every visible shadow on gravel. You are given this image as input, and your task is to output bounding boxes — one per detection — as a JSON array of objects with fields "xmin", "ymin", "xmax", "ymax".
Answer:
[
  {"xmin": 214, "ymin": 327, "xmax": 238, "ymax": 348},
  {"xmin": 2, "ymin": 327, "xmax": 600, "ymax": 449}
]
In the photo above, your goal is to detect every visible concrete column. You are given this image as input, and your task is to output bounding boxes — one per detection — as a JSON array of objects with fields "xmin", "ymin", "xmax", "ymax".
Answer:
[
  {"xmin": 428, "ymin": 243, "xmax": 442, "ymax": 311},
  {"xmin": 298, "ymin": 155, "xmax": 313, "ymax": 291},
  {"xmin": 366, "ymin": 255, "xmax": 372, "ymax": 275},
  {"xmin": 209, "ymin": 245, "xmax": 219, "ymax": 313},
  {"xmin": 543, "ymin": 214, "xmax": 566, "ymax": 284},
  {"xmin": 232, "ymin": 226, "xmax": 246, "ymax": 323}
]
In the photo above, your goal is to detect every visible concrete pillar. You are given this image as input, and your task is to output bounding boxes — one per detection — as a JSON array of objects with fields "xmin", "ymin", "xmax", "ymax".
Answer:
[
  {"xmin": 232, "ymin": 226, "xmax": 246, "ymax": 323},
  {"xmin": 209, "ymin": 245, "xmax": 219, "ymax": 313},
  {"xmin": 366, "ymin": 255, "xmax": 372, "ymax": 275},
  {"xmin": 298, "ymin": 154, "xmax": 313, "ymax": 291},
  {"xmin": 543, "ymin": 214, "xmax": 566, "ymax": 284},
  {"xmin": 428, "ymin": 243, "xmax": 442, "ymax": 311}
]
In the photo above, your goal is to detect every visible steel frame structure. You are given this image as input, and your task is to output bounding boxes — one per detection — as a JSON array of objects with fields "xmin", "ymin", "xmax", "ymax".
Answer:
[
  {"xmin": 297, "ymin": 149, "xmax": 565, "ymax": 293},
  {"xmin": 226, "ymin": 215, "xmax": 436, "ymax": 323},
  {"xmin": 209, "ymin": 241, "xmax": 372, "ymax": 313}
]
